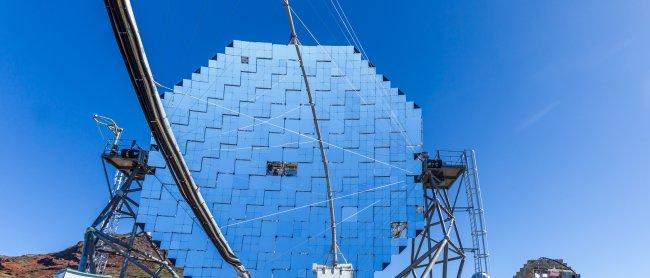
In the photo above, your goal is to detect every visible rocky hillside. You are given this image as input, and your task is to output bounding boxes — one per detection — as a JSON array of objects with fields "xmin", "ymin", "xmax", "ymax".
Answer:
[{"xmin": 0, "ymin": 235, "xmax": 180, "ymax": 278}]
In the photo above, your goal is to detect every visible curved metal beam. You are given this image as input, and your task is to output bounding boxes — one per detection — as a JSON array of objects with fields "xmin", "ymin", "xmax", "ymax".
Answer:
[
  {"xmin": 282, "ymin": 0, "xmax": 339, "ymax": 266},
  {"xmin": 102, "ymin": 1, "xmax": 250, "ymax": 276}
]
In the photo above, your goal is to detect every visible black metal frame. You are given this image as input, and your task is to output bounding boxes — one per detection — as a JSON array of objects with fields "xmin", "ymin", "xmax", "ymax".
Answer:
[
  {"xmin": 395, "ymin": 152, "xmax": 466, "ymax": 278},
  {"xmin": 78, "ymin": 143, "xmax": 178, "ymax": 278}
]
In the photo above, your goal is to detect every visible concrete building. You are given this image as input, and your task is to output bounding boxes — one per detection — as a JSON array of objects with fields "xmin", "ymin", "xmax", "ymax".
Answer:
[{"xmin": 513, "ymin": 258, "xmax": 580, "ymax": 278}]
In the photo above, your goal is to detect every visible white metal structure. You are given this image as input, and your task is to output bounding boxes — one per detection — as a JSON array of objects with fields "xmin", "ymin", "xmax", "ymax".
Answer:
[
  {"xmin": 464, "ymin": 150, "xmax": 490, "ymax": 276},
  {"xmin": 313, "ymin": 264, "xmax": 355, "ymax": 278}
]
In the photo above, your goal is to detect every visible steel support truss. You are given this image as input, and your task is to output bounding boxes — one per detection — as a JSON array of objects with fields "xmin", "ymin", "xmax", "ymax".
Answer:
[
  {"xmin": 395, "ymin": 152, "xmax": 466, "ymax": 278},
  {"xmin": 78, "ymin": 143, "xmax": 179, "ymax": 278}
]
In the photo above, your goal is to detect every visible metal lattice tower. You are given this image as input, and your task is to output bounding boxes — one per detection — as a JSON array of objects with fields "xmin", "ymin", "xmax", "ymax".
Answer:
[
  {"xmin": 395, "ymin": 150, "xmax": 491, "ymax": 278},
  {"xmin": 77, "ymin": 115, "xmax": 179, "ymax": 278},
  {"xmin": 396, "ymin": 152, "xmax": 467, "ymax": 278}
]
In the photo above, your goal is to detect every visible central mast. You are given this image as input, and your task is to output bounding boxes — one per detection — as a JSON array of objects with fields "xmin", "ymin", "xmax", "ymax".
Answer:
[{"xmin": 282, "ymin": 0, "xmax": 339, "ymax": 267}]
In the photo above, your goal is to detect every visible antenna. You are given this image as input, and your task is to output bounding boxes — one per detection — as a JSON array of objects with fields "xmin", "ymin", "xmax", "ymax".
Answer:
[{"xmin": 93, "ymin": 114, "xmax": 123, "ymax": 153}]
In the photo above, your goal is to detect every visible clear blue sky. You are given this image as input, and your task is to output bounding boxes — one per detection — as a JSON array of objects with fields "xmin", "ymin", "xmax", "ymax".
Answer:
[{"xmin": 1, "ymin": 1, "xmax": 648, "ymax": 277}]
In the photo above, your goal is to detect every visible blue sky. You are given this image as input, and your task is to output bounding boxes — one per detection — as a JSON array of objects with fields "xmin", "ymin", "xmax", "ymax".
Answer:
[{"xmin": 1, "ymin": 1, "xmax": 648, "ymax": 277}]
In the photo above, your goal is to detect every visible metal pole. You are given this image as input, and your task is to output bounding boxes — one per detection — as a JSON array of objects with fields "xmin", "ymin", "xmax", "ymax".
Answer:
[
  {"xmin": 78, "ymin": 229, "xmax": 94, "ymax": 271},
  {"xmin": 421, "ymin": 239, "xmax": 448, "ymax": 278},
  {"xmin": 282, "ymin": 0, "xmax": 339, "ymax": 266},
  {"xmin": 118, "ymin": 222, "xmax": 139, "ymax": 277}
]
